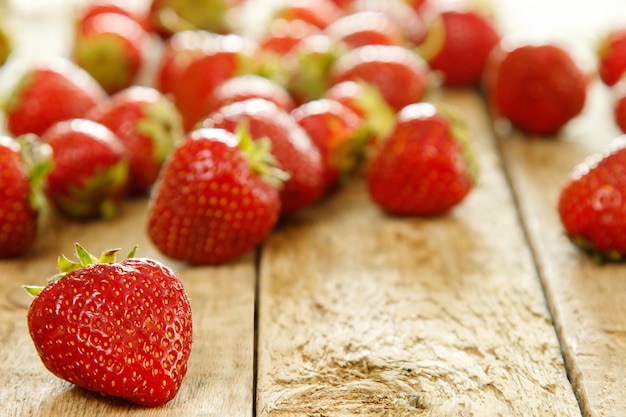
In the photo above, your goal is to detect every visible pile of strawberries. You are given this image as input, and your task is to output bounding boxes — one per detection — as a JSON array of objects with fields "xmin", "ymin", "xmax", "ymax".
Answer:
[{"xmin": 3, "ymin": 0, "xmax": 626, "ymax": 408}]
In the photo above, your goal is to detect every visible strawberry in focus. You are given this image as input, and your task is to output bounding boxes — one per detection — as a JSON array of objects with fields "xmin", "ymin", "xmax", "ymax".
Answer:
[
  {"xmin": 0, "ymin": 136, "xmax": 51, "ymax": 257},
  {"xmin": 25, "ymin": 244, "xmax": 192, "ymax": 407},
  {"xmin": 147, "ymin": 127, "xmax": 285, "ymax": 264},
  {"xmin": 202, "ymin": 98, "xmax": 325, "ymax": 216},
  {"xmin": 558, "ymin": 136, "xmax": 626, "ymax": 262},
  {"xmin": 86, "ymin": 86, "xmax": 183, "ymax": 195},
  {"xmin": 483, "ymin": 40, "xmax": 587, "ymax": 135},
  {"xmin": 3, "ymin": 58, "xmax": 107, "ymax": 137},
  {"xmin": 366, "ymin": 102, "xmax": 477, "ymax": 215},
  {"xmin": 421, "ymin": 7, "xmax": 500, "ymax": 86},
  {"xmin": 40, "ymin": 119, "xmax": 129, "ymax": 220}
]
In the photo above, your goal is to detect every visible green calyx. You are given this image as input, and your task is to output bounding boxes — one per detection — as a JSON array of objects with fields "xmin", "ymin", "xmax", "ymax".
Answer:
[
  {"xmin": 437, "ymin": 102, "xmax": 479, "ymax": 183},
  {"xmin": 23, "ymin": 243, "xmax": 137, "ymax": 296},
  {"xmin": 16, "ymin": 134, "xmax": 53, "ymax": 213},
  {"xmin": 235, "ymin": 122, "xmax": 289, "ymax": 189},
  {"xmin": 569, "ymin": 234, "xmax": 624, "ymax": 264},
  {"xmin": 75, "ymin": 34, "xmax": 133, "ymax": 93},
  {"xmin": 136, "ymin": 99, "xmax": 184, "ymax": 164}
]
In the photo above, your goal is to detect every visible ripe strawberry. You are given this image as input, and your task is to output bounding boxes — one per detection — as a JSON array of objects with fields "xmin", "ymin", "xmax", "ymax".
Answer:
[
  {"xmin": 558, "ymin": 136, "xmax": 626, "ymax": 261},
  {"xmin": 330, "ymin": 44, "xmax": 430, "ymax": 112},
  {"xmin": 72, "ymin": 12, "xmax": 149, "ymax": 94},
  {"xmin": 292, "ymin": 98, "xmax": 368, "ymax": 193},
  {"xmin": 366, "ymin": 102, "xmax": 477, "ymax": 215},
  {"xmin": 259, "ymin": 18, "xmax": 322, "ymax": 55},
  {"xmin": 159, "ymin": 33, "xmax": 259, "ymax": 131},
  {"xmin": 86, "ymin": 86, "xmax": 183, "ymax": 195},
  {"xmin": 77, "ymin": 0, "xmax": 151, "ymax": 32},
  {"xmin": 148, "ymin": 0, "xmax": 233, "ymax": 38},
  {"xmin": 275, "ymin": 0, "xmax": 344, "ymax": 29},
  {"xmin": 613, "ymin": 79, "xmax": 626, "ymax": 133},
  {"xmin": 421, "ymin": 8, "xmax": 500, "ymax": 86},
  {"xmin": 40, "ymin": 119, "xmax": 129, "ymax": 220},
  {"xmin": 597, "ymin": 28, "xmax": 626, "ymax": 86},
  {"xmin": 3, "ymin": 58, "xmax": 107, "ymax": 137},
  {"xmin": 325, "ymin": 10, "xmax": 406, "ymax": 49},
  {"xmin": 147, "ymin": 127, "xmax": 285, "ymax": 264},
  {"xmin": 0, "ymin": 136, "xmax": 51, "ymax": 257},
  {"xmin": 204, "ymin": 74, "xmax": 296, "ymax": 117},
  {"xmin": 201, "ymin": 98, "xmax": 325, "ymax": 216},
  {"xmin": 25, "ymin": 244, "xmax": 192, "ymax": 406},
  {"xmin": 483, "ymin": 40, "xmax": 587, "ymax": 135}
]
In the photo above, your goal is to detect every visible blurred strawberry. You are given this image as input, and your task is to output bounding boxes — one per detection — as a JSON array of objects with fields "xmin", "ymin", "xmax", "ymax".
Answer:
[
  {"xmin": 292, "ymin": 98, "xmax": 369, "ymax": 193},
  {"xmin": 86, "ymin": 86, "xmax": 184, "ymax": 195},
  {"xmin": 205, "ymin": 74, "xmax": 296, "ymax": 117},
  {"xmin": 77, "ymin": 0, "xmax": 150, "ymax": 32},
  {"xmin": 0, "ymin": 136, "xmax": 51, "ymax": 257},
  {"xmin": 73, "ymin": 12, "xmax": 149, "ymax": 94},
  {"xmin": 420, "ymin": 7, "xmax": 500, "ymax": 86},
  {"xmin": 148, "ymin": 0, "xmax": 233, "ymax": 38},
  {"xmin": 347, "ymin": 0, "xmax": 426, "ymax": 46},
  {"xmin": 161, "ymin": 33, "xmax": 259, "ymax": 131},
  {"xmin": 41, "ymin": 119, "xmax": 129, "ymax": 220},
  {"xmin": 3, "ymin": 58, "xmax": 107, "ymax": 137},
  {"xmin": 597, "ymin": 28, "xmax": 626, "ymax": 86},
  {"xmin": 325, "ymin": 10, "xmax": 406, "ymax": 49},
  {"xmin": 275, "ymin": 0, "xmax": 344, "ymax": 29},
  {"xmin": 484, "ymin": 40, "xmax": 587, "ymax": 135},
  {"xmin": 202, "ymin": 98, "xmax": 325, "ymax": 216},
  {"xmin": 147, "ymin": 127, "xmax": 285, "ymax": 264},
  {"xmin": 366, "ymin": 102, "xmax": 477, "ymax": 215},
  {"xmin": 613, "ymin": 78, "xmax": 626, "ymax": 133},
  {"xmin": 259, "ymin": 18, "xmax": 322, "ymax": 56},
  {"xmin": 330, "ymin": 44, "xmax": 430, "ymax": 112}
]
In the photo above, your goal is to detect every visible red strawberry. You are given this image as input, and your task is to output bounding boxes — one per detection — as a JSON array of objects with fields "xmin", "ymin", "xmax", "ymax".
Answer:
[
  {"xmin": 259, "ymin": 18, "xmax": 322, "ymax": 55},
  {"xmin": 25, "ymin": 244, "xmax": 192, "ymax": 406},
  {"xmin": 3, "ymin": 58, "xmax": 107, "ymax": 137},
  {"xmin": 147, "ymin": 127, "xmax": 285, "ymax": 264},
  {"xmin": 73, "ymin": 12, "xmax": 149, "ymax": 94},
  {"xmin": 275, "ymin": 0, "xmax": 344, "ymax": 29},
  {"xmin": 201, "ymin": 98, "xmax": 325, "ymax": 216},
  {"xmin": 77, "ymin": 0, "xmax": 151, "ymax": 32},
  {"xmin": 0, "ymin": 136, "xmax": 51, "ymax": 257},
  {"xmin": 366, "ymin": 102, "xmax": 477, "ymax": 215},
  {"xmin": 204, "ymin": 74, "xmax": 296, "ymax": 117},
  {"xmin": 148, "ymin": 0, "xmax": 233, "ymax": 38},
  {"xmin": 613, "ymin": 79, "xmax": 626, "ymax": 133},
  {"xmin": 40, "ymin": 119, "xmax": 129, "ymax": 220},
  {"xmin": 160, "ymin": 33, "xmax": 259, "ymax": 131},
  {"xmin": 483, "ymin": 40, "xmax": 588, "ymax": 135},
  {"xmin": 597, "ymin": 28, "xmax": 626, "ymax": 86},
  {"xmin": 325, "ymin": 10, "xmax": 406, "ymax": 49},
  {"xmin": 330, "ymin": 44, "xmax": 430, "ymax": 112},
  {"xmin": 292, "ymin": 98, "xmax": 369, "ymax": 193},
  {"xmin": 420, "ymin": 7, "xmax": 500, "ymax": 86},
  {"xmin": 558, "ymin": 136, "xmax": 626, "ymax": 261},
  {"xmin": 86, "ymin": 86, "xmax": 183, "ymax": 195}
]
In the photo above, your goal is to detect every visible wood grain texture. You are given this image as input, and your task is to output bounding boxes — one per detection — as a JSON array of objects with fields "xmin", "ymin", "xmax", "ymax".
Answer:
[
  {"xmin": 255, "ymin": 90, "xmax": 580, "ymax": 416},
  {"xmin": 0, "ymin": 199, "xmax": 257, "ymax": 417}
]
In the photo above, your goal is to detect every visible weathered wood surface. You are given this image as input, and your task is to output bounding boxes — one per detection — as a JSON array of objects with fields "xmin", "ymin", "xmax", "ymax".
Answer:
[{"xmin": 1, "ymin": 0, "xmax": 626, "ymax": 416}]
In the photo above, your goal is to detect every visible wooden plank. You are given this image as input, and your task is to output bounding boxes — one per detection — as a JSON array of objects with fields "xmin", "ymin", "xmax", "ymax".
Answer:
[
  {"xmin": 0, "ymin": 197, "xmax": 257, "ymax": 417},
  {"xmin": 255, "ymin": 89, "xmax": 581, "ymax": 416},
  {"xmin": 492, "ymin": 2, "xmax": 626, "ymax": 416}
]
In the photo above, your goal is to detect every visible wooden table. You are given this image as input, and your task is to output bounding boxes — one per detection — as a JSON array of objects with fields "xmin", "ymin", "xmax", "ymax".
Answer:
[{"xmin": 2, "ymin": 0, "xmax": 626, "ymax": 416}]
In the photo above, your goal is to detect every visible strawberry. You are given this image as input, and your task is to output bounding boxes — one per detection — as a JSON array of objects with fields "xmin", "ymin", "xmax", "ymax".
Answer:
[
  {"xmin": 558, "ymin": 136, "xmax": 626, "ymax": 261},
  {"xmin": 201, "ymin": 98, "xmax": 325, "ymax": 216},
  {"xmin": 597, "ymin": 28, "xmax": 626, "ymax": 86},
  {"xmin": 366, "ymin": 102, "xmax": 477, "ymax": 215},
  {"xmin": 325, "ymin": 10, "xmax": 406, "ymax": 49},
  {"xmin": 483, "ymin": 40, "xmax": 588, "ymax": 135},
  {"xmin": 86, "ymin": 86, "xmax": 184, "ymax": 195},
  {"xmin": 330, "ymin": 44, "xmax": 430, "ymax": 112},
  {"xmin": 0, "ymin": 136, "xmax": 51, "ymax": 257},
  {"xmin": 147, "ymin": 127, "xmax": 285, "ymax": 264},
  {"xmin": 613, "ymin": 79, "xmax": 626, "ymax": 133},
  {"xmin": 420, "ymin": 8, "xmax": 500, "ymax": 86},
  {"xmin": 3, "ymin": 58, "xmax": 107, "ymax": 137},
  {"xmin": 259, "ymin": 18, "xmax": 322, "ymax": 56},
  {"xmin": 160, "ymin": 33, "xmax": 259, "ymax": 131},
  {"xmin": 204, "ymin": 74, "xmax": 296, "ymax": 117},
  {"xmin": 292, "ymin": 98, "xmax": 369, "ymax": 193},
  {"xmin": 25, "ymin": 244, "xmax": 192, "ymax": 406},
  {"xmin": 77, "ymin": 0, "xmax": 151, "ymax": 32},
  {"xmin": 40, "ymin": 119, "xmax": 129, "ymax": 220},
  {"xmin": 274, "ymin": 0, "xmax": 344, "ymax": 29},
  {"xmin": 72, "ymin": 12, "xmax": 149, "ymax": 94},
  {"xmin": 148, "ymin": 0, "xmax": 233, "ymax": 38}
]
